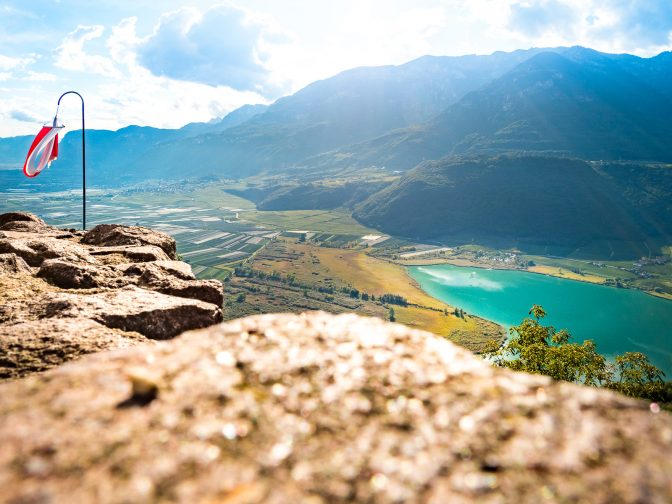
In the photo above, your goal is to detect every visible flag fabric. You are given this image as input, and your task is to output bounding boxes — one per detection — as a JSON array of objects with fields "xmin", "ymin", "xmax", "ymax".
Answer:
[{"xmin": 23, "ymin": 120, "xmax": 65, "ymax": 178}]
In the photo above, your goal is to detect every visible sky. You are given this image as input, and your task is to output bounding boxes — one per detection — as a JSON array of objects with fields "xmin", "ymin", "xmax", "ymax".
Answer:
[{"xmin": 1, "ymin": 0, "xmax": 671, "ymax": 136}]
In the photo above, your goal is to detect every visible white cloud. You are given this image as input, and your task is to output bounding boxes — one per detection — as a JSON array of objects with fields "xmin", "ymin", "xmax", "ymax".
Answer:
[
  {"xmin": 92, "ymin": 65, "xmax": 268, "ymax": 131},
  {"xmin": 0, "ymin": 53, "xmax": 35, "ymax": 71},
  {"xmin": 501, "ymin": 0, "xmax": 672, "ymax": 55},
  {"xmin": 136, "ymin": 3, "xmax": 288, "ymax": 95},
  {"xmin": 3, "ymin": 0, "xmax": 672, "ymax": 137},
  {"xmin": 24, "ymin": 71, "xmax": 57, "ymax": 81},
  {"xmin": 9, "ymin": 109, "xmax": 39, "ymax": 122},
  {"xmin": 107, "ymin": 17, "xmax": 140, "ymax": 66},
  {"xmin": 508, "ymin": 0, "xmax": 578, "ymax": 37},
  {"xmin": 54, "ymin": 25, "xmax": 121, "ymax": 77}
]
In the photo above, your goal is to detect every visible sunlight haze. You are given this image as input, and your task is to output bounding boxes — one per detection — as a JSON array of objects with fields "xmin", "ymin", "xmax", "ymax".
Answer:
[{"xmin": 1, "ymin": 0, "xmax": 671, "ymax": 135}]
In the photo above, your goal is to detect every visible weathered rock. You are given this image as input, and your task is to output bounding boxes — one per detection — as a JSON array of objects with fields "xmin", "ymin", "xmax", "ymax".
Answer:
[
  {"xmin": 119, "ymin": 260, "xmax": 196, "ymax": 280},
  {"xmin": 37, "ymin": 258, "xmax": 128, "ymax": 289},
  {"xmin": 0, "ymin": 312, "xmax": 670, "ymax": 504},
  {"xmin": 0, "ymin": 211, "xmax": 63, "ymax": 234},
  {"xmin": 43, "ymin": 286, "xmax": 223, "ymax": 339},
  {"xmin": 0, "ymin": 211, "xmax": 46, "ymax": 227},
  {"xmin": 0, "ymin": 212, "xmax": 224, "ymax": 375},
  {"xmin": 90, "ymin": 245, "xmax": 171, "ymax": 263},
  {"xmin": 0, "ymin": 253, "xmax": 32, "ymax": 274},
  {"xmin": 0, "ymin": 236, "xmax": 94, "ymax": 266},
  {"xmin": 83, "ymin": 224, "xmax": 177, "ymax": 259},
  {"xmin": 0, "ymin": 318, "xmax": 150, "ymax": 380},
  {"xmin": 0, "ymin": 269, "xmax": 56, "ymax": 325},
  {"xmin": 0, "ymin": 220, "xmax": 51, "ymax": 233},
  {"xmin": 137, "ymin": 268, "xmax": 224, "ymax": 306}
]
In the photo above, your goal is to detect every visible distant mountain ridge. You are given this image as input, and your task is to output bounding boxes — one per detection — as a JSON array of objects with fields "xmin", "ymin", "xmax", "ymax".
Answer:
[
  {"xmin": 0, "ymin": 104, "xmax": 267, "ymax": 188},
  {"xmin": 308, "ymin": 48, "xmax": 672, "ymax": 173},
  {"xmin": 1, "ymin": 46, "xmax": 672, "ymax": 189}
]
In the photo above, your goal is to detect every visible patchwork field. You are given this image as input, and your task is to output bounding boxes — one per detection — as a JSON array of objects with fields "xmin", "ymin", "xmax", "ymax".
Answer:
[
  {"xmin": 250, "ymin": 237, "xmax": 504, "ymax": 349},
  {"xmin": 0, "ymin": 183, "xmax": 273, "ymax": 277},
  {"xmin": 244, "ymin": 209, "xmax": 376, "ymax": 235}
]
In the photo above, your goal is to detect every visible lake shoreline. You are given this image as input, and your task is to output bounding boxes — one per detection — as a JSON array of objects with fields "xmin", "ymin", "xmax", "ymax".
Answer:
[
  {"xmin": 398, "ymin": 257, "xmax": 672, "ymax": 302},
  {"xmin": 408, "ymin": 263, "xmax": 672, "ymax": 376}
]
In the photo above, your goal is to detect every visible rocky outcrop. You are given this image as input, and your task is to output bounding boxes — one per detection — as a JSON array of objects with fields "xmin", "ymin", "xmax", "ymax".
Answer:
[
  {"xmin": 0, "ymin": 211, "xmax": 76, "ymax": 237},
  {"xmin": 0, "ymin": 253, "xmax": 31, "ymax": 274},
  {"xmin": 0, "ymin": 318, "xmax": 150, "ymax": 380},
  {"xmin": 82, "ymin": 223, "xmax": 178, "ymax": 259},
  {"xmin": 137, "ymin": 269, "xmax": 225, "ymax": 306},
  {"xmin": 37, "ymin": 258, "xmax": 127, "ymax": 289},
  {"xmin": 0, "ymin": 312, "xmax": 670, "ymax": 503},
  {"xmin": 0, "ymin": 212, "xmax": 223, "ymax": 378},
  {"xmin": 89, "ymin": 244, "xmax": 172, "ymax": 262},
  {"xmin": 0, "ymin": 211, "xmax": 41, "ymax": 227},
  {"xmin": 43, "ymin": 287, "xmax": 223, "ymax": 339},
  {"xmin": 0, "ymin": 235, "xmax": 95, "ymax": 266}
]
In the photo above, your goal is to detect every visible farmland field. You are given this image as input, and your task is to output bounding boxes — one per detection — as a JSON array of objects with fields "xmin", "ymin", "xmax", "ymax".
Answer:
[
  {"xmin": 244, "ymin": 209, "xmax": 376, "ymax": 235},
  {"xmin": 249, "ymin": 237, "xmax": 504, "ymax": 349}
]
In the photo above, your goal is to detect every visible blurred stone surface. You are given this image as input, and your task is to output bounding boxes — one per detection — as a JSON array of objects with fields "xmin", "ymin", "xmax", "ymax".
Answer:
[
  {"xmin": 0, "ymin": 312, "xmax": 670, "ymax": 504},
  {"xmin": 0, "ymin": 212, "xmax": 223, "ymax": 377}
]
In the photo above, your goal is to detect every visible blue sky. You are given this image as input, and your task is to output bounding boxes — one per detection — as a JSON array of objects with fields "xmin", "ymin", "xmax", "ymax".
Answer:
[{"xmin": 1, "ymin": 0, "xmax": 671, "ymax": 136}]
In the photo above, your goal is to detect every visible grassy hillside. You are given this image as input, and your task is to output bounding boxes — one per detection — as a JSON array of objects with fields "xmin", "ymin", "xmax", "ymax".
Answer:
[
  {"xmin": 227, "ymin": 181, "xmax": 387, "ymax": 211},
  {"xmin": 353, "ymin": 155, "xmax": 672, "ymax": 259}
]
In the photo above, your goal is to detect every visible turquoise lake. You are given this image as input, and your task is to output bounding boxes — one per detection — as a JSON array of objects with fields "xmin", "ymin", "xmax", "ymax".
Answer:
[{"xmin": 408, "ymin": 264, "xmax": 672, "ymax": 375}]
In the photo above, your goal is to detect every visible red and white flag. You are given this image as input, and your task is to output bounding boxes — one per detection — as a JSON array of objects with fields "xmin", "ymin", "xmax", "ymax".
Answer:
[{"xmin": 23, "ymin": 119, "xmax": 65, "ymax": 178}]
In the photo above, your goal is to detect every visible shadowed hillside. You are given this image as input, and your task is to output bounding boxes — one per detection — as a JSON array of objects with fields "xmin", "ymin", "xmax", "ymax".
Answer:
[{"xmin": 353, "ymin": 155, "xmax": 672, "ymax": 258}]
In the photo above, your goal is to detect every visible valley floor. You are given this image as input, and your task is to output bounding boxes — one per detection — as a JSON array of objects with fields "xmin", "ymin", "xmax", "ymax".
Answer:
[
  {"xmin": 2, "ymin": 179, "xmax": 668, "ymax": 355},
  {"xmin": 224, "ymin": 237, "xmax": 504, "ymax": 353}
]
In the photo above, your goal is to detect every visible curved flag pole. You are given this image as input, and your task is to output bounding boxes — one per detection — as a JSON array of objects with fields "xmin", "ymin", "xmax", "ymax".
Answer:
[{"xmin": 57, "ymin": 91, "xmax": 86, "ymax": 230}]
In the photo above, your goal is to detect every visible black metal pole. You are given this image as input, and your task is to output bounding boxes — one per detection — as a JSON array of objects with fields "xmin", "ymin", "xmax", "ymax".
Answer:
[{"xmin": 57, "ymin": 91, "xmax": 86, "ymax": 230}]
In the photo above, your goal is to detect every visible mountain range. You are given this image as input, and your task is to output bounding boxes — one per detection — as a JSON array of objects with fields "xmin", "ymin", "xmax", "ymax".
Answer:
[
  {"xmin": 7, "ymin": 45, "xmax": 672, "ymax": 185},
  {"xmin": 1, "ymin": 46, "xmax": 671, "ymax": 257}
]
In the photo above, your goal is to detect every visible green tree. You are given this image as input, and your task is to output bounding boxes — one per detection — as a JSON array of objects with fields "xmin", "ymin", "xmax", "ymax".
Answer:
[
  {"xmin": 388, "ymin": 307, "xmax": 396, "ymax": 322},
  {"xmin": 486, "ymin": 305, "xmax": 611, "ymax": 386},
  {"xmin": 607, "ymin": 352, "xmax": 670, "ymax": 405},
  {"xmin": 485, "ymin": 306, "xmax": 670, "ymax": 409}
]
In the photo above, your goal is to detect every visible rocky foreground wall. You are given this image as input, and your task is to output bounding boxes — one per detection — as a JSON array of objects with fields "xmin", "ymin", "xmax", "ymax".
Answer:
[{"xmin": 0, "ymin": 213, "xmax": 670, "ymax": 503}]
